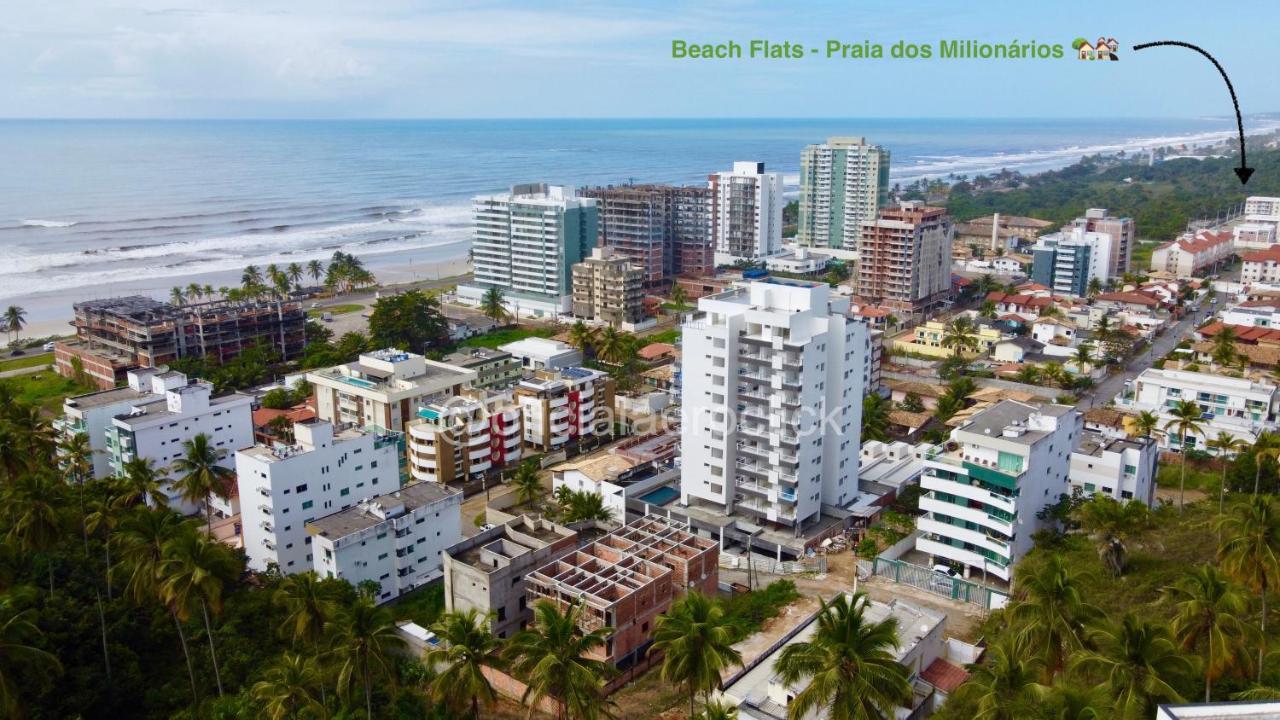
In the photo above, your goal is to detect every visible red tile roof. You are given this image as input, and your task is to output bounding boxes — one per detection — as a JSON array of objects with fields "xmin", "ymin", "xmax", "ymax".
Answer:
[
  {"xmin": 637, "ymin": 343, "xmax": 677, "ymax": 360},
  {"xmin": 252, "ymin": 405, "xmax": 317, "ymax": 429},
  {"xmin": 1242, "ymin": 245, "xmax": 1280, "ymax": 264},
  {"xmin": 921, "ymin": 658, "xmax": 970, "ymax": 693},
  {"xmin": 1201, "ymin": 321, "xmax": 1280, "ymax": 345},
  {"xmin": 1095, "ymin": 291, "xmax": 1160, "ymax": 307}
]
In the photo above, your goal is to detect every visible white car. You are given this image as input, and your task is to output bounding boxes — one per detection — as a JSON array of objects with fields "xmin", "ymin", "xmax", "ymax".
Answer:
[
  {"xmin": 42, "ymin": 342, "xmax": 55, "ymax": 352},
  {"xmin": 932, "ymin": 564, "xmax": 959, "ymax": 577}
]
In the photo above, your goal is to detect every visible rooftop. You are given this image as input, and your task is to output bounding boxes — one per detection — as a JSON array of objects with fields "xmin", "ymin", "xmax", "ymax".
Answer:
[
  {"xmin": 308, "ymin": 481, "xmax": 460, "ymax": 540},
  {"xmin": 956, "ymin": 400, "xmax": 1074, "ymax": 446},
  {"xmin": 64, "ymin": 385, "xmax": 151, "ymax": 411}
]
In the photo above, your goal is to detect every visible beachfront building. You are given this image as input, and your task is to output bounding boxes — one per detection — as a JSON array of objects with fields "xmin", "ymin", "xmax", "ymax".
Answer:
[
  {"xmin": 1069, "ymin": 431, "xmax": 1159, "ymax": 506},
  {"xmin": 1115, "ymin": 367, "xmax": 1280, "ymax": 448},
  {"xmin": 443, "ymin": 516, "xmax": 579, "ymax": 639},
  {"xmin": 578, "ymin": 184, "xmax": 714, "ymax": 283},
  {"xmin": 105, "ymin": 370, "xmax": 254, "ymax": 516},
  {"xmin": 237, "ymin": 420, "xmax": 402, "ymax": 574},
  {"xmin": 917, "ymin": 400, "xmax": 1080, "ymax": 582},
  {"xmin": 307, "ymin": 349, "xmax": 476, "ymax": 435},
  {"xmin": 1030, "ymin": 227, "xmax": 1114, "ymax": 296},
  {"xmin": 439, "ymin": 348, "xmax": 521, "ymax": 390},
  {"xmin": 797, "ymin": 137, "xmax": 890, "ymax": 251},
  {"xmin": 709, "ymin": 162, "xmax": 784, "ymax": 264},
  {"xmin": 525, "ymin": 515, "xmax": 718, "ymax": 668},
  {"xmin": 571, "ymin": 247, "xmax": 647, "ymax": 328},
  {"xmin": 56, "ymin": 295, "xmax": 306, "ymax": 390},
  {"xmin": 456, "ymin": 183, "xmax": 598, "ymax": 318},
  {"xmin": 56, "ymin": 367, "xmax": 184, "ymax": 479},
  {"xmin": 856, "ymin": 202, "xmax": 954, "ymax": 321},
  {"xmin": 404, "ymin": 389, "xmax": 522, "ymax": 485},
  {"xmin": 1063, "ymin": 208, "xmax": 1135, "ymax": 276},
  {"xmin": 308, "ymin": 482, "xmax": 462, "ymax": 604},
  {"xmin": 1149, "ymin": 229, "xmax": 1235, "ymax": 279},
  {"xmin": 514, "ymin": 367, "xmax": 614, "ymax": 451},
  {"xmin": 680, "ymin": 280, "xmax": 868, "ymax": 529}
]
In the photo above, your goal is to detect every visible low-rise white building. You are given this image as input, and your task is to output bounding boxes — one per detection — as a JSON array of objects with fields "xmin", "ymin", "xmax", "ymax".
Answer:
[
  {"xmin": 499, "ymin": 337, "xmax": 583, "ymax": 371},
  {"xmin": 765, "ymin": 247, "xmax": 831, "ymax": 275},
  {"xmin": 57, "ymin": 367, "xmax": 177, "ymax": 479},
  {"xmin": 1234, "ymin": 222, "xmax": 1277, "ymax": 251},
  {"xmin": 1115, "ymin": 367, "xmax": 1280, "ymax": 448},
  {"xmin": 237, "ymin": 420, "xmax": 402, "ymax": 574},
  {"xmin": 405, "ymin": 389, "xmax": 523, "ymax": 486},
  {"xmin": 307, "ymin": 349, "xmax": 476, "ymax": 434},
  {"xmin": 309, "ymin": 481, "xmax": 462, "ymax": 604},
  {"xmin": 105, "ymin": 371, "xmax": 253, "ymax": 516},
  {"xmin": 1069, "ymin": 432, "xmax": 1158, "ymax": 505},
  {"xmin": 513, "ymin": 367, "xmax": 613, "ymax": 451},
  {"xmin": 1241, "ymin": 246, "xmax": 1280, "ymax": 286}
]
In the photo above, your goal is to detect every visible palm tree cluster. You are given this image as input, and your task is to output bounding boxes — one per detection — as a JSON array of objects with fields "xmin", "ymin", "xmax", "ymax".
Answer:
[
  {"xmin": 944, "ymin": 496, "xmax": 1280, "ymax": 718},
  {"xmin": 2, "ymin": 305, "xmax": 27, "ymax": 345},
  {"xmin": 324, "ymin": 251, "xmax": 376, "ymax": 295}
]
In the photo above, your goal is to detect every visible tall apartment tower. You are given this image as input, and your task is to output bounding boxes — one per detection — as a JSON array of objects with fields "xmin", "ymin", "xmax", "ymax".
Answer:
[
  {"xmin": 709, "ymin": 162, "xmax": 784, "ymax": 266},
  {"xmin": 578, "ymin": 184, "xmax": 713, "ymax": 284},
  {"xmin": 459, "ymin": 183, "xmax": 598, "ymax": 317},
  {"xmin": 1065, "ymin": 208, "xmax": 1134, "ymax": 277},
  {"xmin": 798, "ymin": 137, "xmax": 890, "ymax": 250},
  {"xmin": 1030, "ymin": 228, "xmax": 1113, "ymax": 297},
  {"xmin": 571, "ymin": 247, "xmax": 646, "ymax": 327},
  {"xmin": 680, "ymin": 281, "xmax": 868, "ymax": 531},
  {"xmin": 856, "ymin": 202, "xmax": 953, "ymax": 321}
]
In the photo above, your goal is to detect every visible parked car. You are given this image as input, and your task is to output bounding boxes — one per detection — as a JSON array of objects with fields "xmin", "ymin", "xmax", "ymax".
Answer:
[{"xmin": 43, "ymin": 342, "xmax": 55, "ymax": 352}]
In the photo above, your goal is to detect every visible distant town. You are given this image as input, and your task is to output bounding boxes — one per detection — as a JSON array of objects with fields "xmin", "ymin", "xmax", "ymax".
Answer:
[{"xmin": 6, "ymin": 134, "xmax": 1280, "ymax": 720}]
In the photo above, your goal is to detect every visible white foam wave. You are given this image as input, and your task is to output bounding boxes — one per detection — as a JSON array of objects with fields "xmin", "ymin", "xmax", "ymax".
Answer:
[{"xmin": 22, "ymin": 219, "xmax": 78, "ymax": 228}]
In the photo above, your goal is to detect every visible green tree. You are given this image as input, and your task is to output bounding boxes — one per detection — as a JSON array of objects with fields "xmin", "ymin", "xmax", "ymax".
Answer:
[
  {"xmin": 287, "ymin": 262, "xmax": 304, "ymax": 290},
  {"xmin": 941, "ymin": 316, "xmax": 980, "ymax": 356},
  {"xmin": 426, "ymin": 609, "xmax": 503, "ymax": 719},
  {"xmin": 670, "ymin": 285, "xmax": 690, "ymax": 312},
  {"xmin": 114, "ymin": 456, "xmax": 170, "ymax": 509},
  {"xmin": 503, "ymin": 600, "xmax": 615, "ymax": 720},
  {"xmin": 1, "ymin": 472, "xmax": 66, "ymax": 592},
  {"xmin": 1070, "ymin": 614, "xmax": 1193, "ymax": 719},
  {"xmin": 368, "ymin": 289, "xmax": 449, "ymax": 352},
  {"xmin": 169, "ymin": 433, "xmax": 233, "ymax": 537},
  {"xmin": 1252, "ymin": 432, "xmax": 1280, "ymax": 496},
  {"xmin": 1164, "ymin": 564, "xmax": 1257, "ymax": 701},
  {"xmin": 1029, "ymin": 683, "xmax": 1109, "ymax": 720},
  {"xmin": 0, "ymin": 597, "xmax": 62, "ymax": 717},
  {"xmin": 1009, "ymin": 554, "xmax": 1101, "ymax": 675},
  {"xmin": 307, "ymin": 259, "xmax": 325, "ymax": 284},
  {"xmin": 560, "ymin": 490, "xmax": 614, "ymax": 524},
  {"xmin": 329, "ymin": 597, "xmax": 407, "ymax": 719},
  {"xmin": 275, "ymin": 571, "xmax": 340, "ymax": 649},
  {"xmin": 650, "ymin": 592, "xmax": 743, "ymax": 718},
  {"xmin": 861, "ymin": 393, "xmax": 892, "ymax": 443},
  {"xmin": 596, "ymin": 326, "xmax": 635, "ymax": 366},
  {"xmin": 568, "ymin": 321, "xmax": 598, "ymax": 357},
  {"xmin": 1132, "ymin": 411, "xmax": 1160, "ymax": 441},
  {"xmin": 251, "ymin": 652, "xmax": 326, "ymax": 720},
  {"xmin": 1208, "ymin": 433, "xmax": 1250, "ymax": 531},
  {"xmin": 159, "ymin": 530, "xmax": 239, "ymax": 697},
  {"xmin": 1164, "ymin": 399, "xmax": 1205, "ymax": 512},
  {"xmin": 1215, "ymin": 496, "xmax": 1280, "ymax": 683},
  {"xmin": 3, "ymin": 305, "xmax": 27, "ymax": 344},
  {"xmin": 693, "ymin": 700, "xmax": 740, "ymax": 720},
  {"xmin": 1071, "ymin": 497, "xmax": 1151, "ymax": 577},
  {"xmin": 953, "ymin": 634, "xmax": 1047, "ymax": 720},
  {"xmin": 242, "ymin": 264, "xmax": 262, "ymax": 291},
  {"xmin": 771, "ymin": 592, "xmax": 911, "ymax": 720},
  {"xmin": 480, "ymin": 286, "xmax": 511, "ymax": 325},
  {"xmin": 510, "ymin": 461, "xmax": 543, "ymax": 510}
]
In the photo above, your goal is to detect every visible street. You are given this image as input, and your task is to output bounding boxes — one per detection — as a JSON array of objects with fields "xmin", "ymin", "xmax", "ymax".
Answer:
[{"xmin": 1081, "ymin": 304, "xmax": 1207, "ymax": 410}]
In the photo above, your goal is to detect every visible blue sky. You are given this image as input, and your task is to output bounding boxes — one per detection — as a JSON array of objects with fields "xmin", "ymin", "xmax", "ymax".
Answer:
[{"xmin": 2, "ymin": 0, "xmax": 1276, "ymax": 118}]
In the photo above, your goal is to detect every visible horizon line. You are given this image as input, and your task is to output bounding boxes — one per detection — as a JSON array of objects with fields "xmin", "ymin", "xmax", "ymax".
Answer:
[{"xmin": 0, "ymin": 114, "xmax": 1274, "ymax": 123}]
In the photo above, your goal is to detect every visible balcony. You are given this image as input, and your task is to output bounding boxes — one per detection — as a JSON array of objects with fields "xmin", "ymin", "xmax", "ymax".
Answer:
[
  {"xmin": 919, "ymin": 496, "xmax": 1014, "ymax": 537},
  {"xmin": 917, "ymin": 517, "xmax": 1011, "ymax": 557},
  {"xmin": 915, "ymin": 536, "xmax": 1011, "ymax": 582},
  {"xmin": 259, "ymin": 504, "xmax": 273, "ymax": 515},
  {"xmin": 920, "ymin": 473, "xmax": 1016, "ymax": 515}
]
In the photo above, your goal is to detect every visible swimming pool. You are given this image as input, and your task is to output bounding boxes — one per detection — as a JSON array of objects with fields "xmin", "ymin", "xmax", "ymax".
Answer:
[{"xmin": 637, "ymin": 486, "xmax": 679, "ymax": 506}]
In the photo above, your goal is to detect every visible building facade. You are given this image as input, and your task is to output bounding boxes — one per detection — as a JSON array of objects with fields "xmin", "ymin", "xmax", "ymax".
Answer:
[
  {"xmin": 680, "ymin": 281, "xmax": 867, "ymax": 530},
  {"xmin": 916, "ymin": 400, "xmax": 1080, "ymax": 582},
  {"xmin": 514, "ymin": 367, "xmax": 614, "ymax": 451},
  {"xmin": 1241, "ymin": 246, "xmax": 1280, "ymax": 286},
  {"xmin": 856, "ymin": 202, "xmax": 953, "ymax": 320},
  {"xmin": 57, "ymin": 367, "xmax": 176, "ymax": 479},
  {"xmin": 1064, "ymin": 208, "xmax": 1135, "ymax": 276},
  {"xmin": 307, "ymin": 349, "xmax": 476, "ymax": 435},
  {"xmin": 1030, "ymin": 227, "xmax": 1113, "ymax": 296},
  {"xmin": 1069, "ymin": 432, "xmax": 1158, "ymax": 506},
  {"xmin": 571, "ymin": 247, "xmax": 647, "ymax": 327},
  {"xmin": 405, "ymin": 389, "xmax": 523, "ymax": 485},
  {"xmin": 1149, "ymin": 230, "xmax": 1235, "ymax": 279},
  {"xmin": 440, "ymin": 348, "xmax": 521, "ymax": 390},
  {"xmin": 797, "ymin": 137, "xmax": 890, "ymax": 251},
  {"xmin": 458, "ymin": 183, "xmax": 598, "ymax": 317},
  {"xmin": 578, "ymin": 184, "xmax": 714, "ymax": 283},
  {"xmin": 237, "ymin": 420, "xmax": 402, "ymax": 574},
  {"xmin": 709, "ymin": 162, "xmax": 784, "ymax": 265},
  {"xmin": 1115, "ymin": 367, "xmax": 1279, "ymax": 448},
  {"xmin": 308, "ymin": 481, "xmax": 462, "ymax": 604}
]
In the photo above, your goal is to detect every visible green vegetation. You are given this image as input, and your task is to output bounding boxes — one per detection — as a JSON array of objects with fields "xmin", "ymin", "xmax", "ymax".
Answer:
[
  {"xmin": 367, "ymin": 289, "xmax": 449, "ymax": 352},
  {"xmin": 391, "ymin": 583, "xmax": 446, "ymax": 629},
  {"xmin": 717, "ymin": 579, "xmax": 800, "ymax": 642},
  {"xmin": 643, "ymin": 327, "xmax": 681, "ymax": 346},
  {"xmin": 459, "ymin": 326, "xmax": 554, "ymax": 349},
  {"xmin": 0, "ymin": 353, "xmax": 54, "ymax": 373},
  {"xmin": 1, "ymin": 370, "xmax": 96, "ymax": 412},
  {"xmin": 307, "ymin": 303, "xmax": 363, "ymax": 318}
]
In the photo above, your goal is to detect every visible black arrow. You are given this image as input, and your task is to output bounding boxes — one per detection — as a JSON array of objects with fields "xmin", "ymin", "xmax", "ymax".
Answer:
[{"xmin": 1133, "ymin": 40, "xmax": 1253, "ymax": 184}]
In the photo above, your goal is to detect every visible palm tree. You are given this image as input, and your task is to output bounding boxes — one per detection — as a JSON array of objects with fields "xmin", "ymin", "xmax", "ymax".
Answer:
[
  {"xmin": 650, "ymin": 592, "xmax": 742, "ymax": 718},
  {"xmin": 510, "ymin": 462, "xmax": 542, "ymax": 510},
  {"xmin": 1030, "ymin": 683, "xmax": 1109, "ymax": 720},
  {"xmin": 0, "ymin": 598, "xmax": 62, "ymax": 717},
  {"xmin": 1252, "ymin": 432, "xmax": 1280, "ymax": 496},
  {"xmin": 503, "ymin": 600, "xmax": 615, "ymax": 720},
  {"xmin": 169, "ymin": 433, "xmax": 233, "ymax": 536},
  {"xmin": 275, "ymin": 571, "xmax": 339, "ymax": 649},
  {"xmin": 670, "ymin": 285, "xmax": 690, "ymax": 312},
  {"xmin": 560, "ymin": 490, "xmax": 614, "ymax": 524},
  {"xmin": 114, "ymin": 456, "xmax": 170, "ymax": 509},
  {"xmin": 307, "ymin": 259, "xmax": 325, "ymax": 285},
  {"xmin": 286, "ymin": 262, "xmax": 304, "ymax": 290},
  {"xmin": 1014, "ymin": 365, "xmax": 1042, "ymax": 386},
  {"xmin": 1208, "ymin": 432, "xmax": 1250, "ymax": 530},
  {"xmin": 186, "ymin": 283, "xmax": 203, "ymax": 303},
  {"xmin": 242, "ymin": 264, "xmax": 262, "ymax": 291},
  {"xmin": 694, "ymin": 701, "xmax": 740, "ymax": 720},
  {"xmin": 329, "ymin": 598, "xmax": 406, "ymax": 719},
  {"xmin": 1164, "ymin": 399, "xmax": 1206, "ymax": 512},
  {"xmin": 3, "ymin": 305, "xmax": 27, "ymax": 344},
  {"xmin": 941, "ymin": 316, "xmax": 979, "ymax": 356},
  {"xmin": 58, "ymin": 431, "xmax": 94, "ymax": 485},
  {"xmin": 1071, "ymin": 614, "xmax": 1193, "ymax": 718},
  {"xmin": 1009, "ymin": 555, "xmax": 1101, "ymax": 675},
  {"xmin": 1, "ymin": 472, "xmax": 66, "ymax": 592},
  {"xmin": 861, "ymin": 393, "xmax": 892, "ymax": 443},
  {"xmin": 1073, "ymin": 343, "xmax": 1096, "ymax": 373},
  {"xmin": 1211, "ymin": 326, "xmax": 1241, "ymax": 369},
  {"xmin": 953, "ymin": 633, "xmax": 1047, "ymax": 720},
  {"xmin": 772, "ymin": 592, "xmax": 911, "ymax": 720},
  {"xmin": 1216, "ymin": 496, "xmax": 1280, "ymax": 683},
  {"xmin": 1087, "ymin": 276, "xmax": 1104, "ymax": 298},
  {"xmin": 426, "ymin": 609, "xmax": 503, "ymax": 719},
  {"xmin": 1132, "ymin": 411, "xmax": 1160, "ymax": 441},
  {"xmin": 596, "ymin": 326, "xmax": 634, "ymax": 365},
  {"xmin": 251, "ymin": 652, "xmax": 325, "ymax": 720},
  {"xmin": 159, "ymin": 530, "xmax": 238, "ymax": 698},
  {"xmin": 568, "ymin": 321, "xmax": 598, "ymax": 357},
  {"xmin": 169, "ymin": 287, "xmax": 185, "ymax": 306},
  {"xmin": 1071, "ymin": 497, "xmax": 1150, "ymax": 577},
  {"xmin": 1164, "ymin": 564, "xmax": 1257, "ymax": 701},
  {"xmin": 480, "ymin": 286, "xmax": 510, "ymax": 325}
]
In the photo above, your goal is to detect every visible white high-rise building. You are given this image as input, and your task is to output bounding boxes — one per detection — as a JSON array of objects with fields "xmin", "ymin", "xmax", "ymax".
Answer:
[
  {"xmin": 679, "ymin": 280, "xmax": 867, "ymax": 530},
  {"xmin": 709, "ymin": 162, "xmax": 783, "ymax": 265},
  {"xmin": 798, "ymin": 137, "xmax": 890, "ymax": 250},
  {"xmin": 456, "ymin": 183, "xmax": 598, "ymax": 318},
  {"xmin": 916, "ymin": 400, "xmax": 1080, "ymax": 582},
  {"xmin": 237, "ymin": 420, "xmax": 402, "ymax": 574}
]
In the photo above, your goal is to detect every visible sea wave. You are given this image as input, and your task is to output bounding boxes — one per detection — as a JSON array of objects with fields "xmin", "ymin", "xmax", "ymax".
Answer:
[{"xmin": 21, "ymin": 219, "xmax": 78, "ymax": 228}]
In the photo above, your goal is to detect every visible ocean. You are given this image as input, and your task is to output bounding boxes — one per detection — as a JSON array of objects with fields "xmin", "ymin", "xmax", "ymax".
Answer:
[{"xmin": 0, "ymin": 116, "xmax": 1271, "ymax": 333}]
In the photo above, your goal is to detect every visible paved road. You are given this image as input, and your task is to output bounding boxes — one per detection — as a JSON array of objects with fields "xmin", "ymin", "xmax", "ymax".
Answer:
[{"xmin": 1080, "ymin": 305, "xmax": 1209, "ymax": 411}]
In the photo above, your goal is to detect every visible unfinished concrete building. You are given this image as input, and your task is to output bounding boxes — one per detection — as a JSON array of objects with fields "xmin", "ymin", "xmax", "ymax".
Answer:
[
  {"xmin": 571, "ymin": 247, "xmax": 646, "ymax": 327},
  {"xmin": 579, "ymin": 184, "xmax": 714, "ymax": 284},
  {"xmin": 525, "ymin": 516, "xmax": 718, "ymax": 668},
  {"xmin": 442, "ymin": 516, "xmax": 578, "ymax": 639}
]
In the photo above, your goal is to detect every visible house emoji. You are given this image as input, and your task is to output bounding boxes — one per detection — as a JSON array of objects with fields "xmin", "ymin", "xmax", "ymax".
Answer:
[
  {"xmin": 1106, "ymin": 38, "xmax": 1120, "ymax": 60},
  {"xmin": 1076, "ymin": 39, "xmax": 1096, "ymax": 60},
  {"xmin": 1095, "ymin": 38, "xmax": 1111, "ymax": 60}
]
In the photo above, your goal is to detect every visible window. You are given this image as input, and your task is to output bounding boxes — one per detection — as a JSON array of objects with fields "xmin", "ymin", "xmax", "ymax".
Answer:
[
  {"xmin": 301, "ymin": 500, "xmax": 313, "ymax": 510},
  {"xmin": 340, "ymin": 488, "xmax": 350, "ymax": 497},
  {"xmin": 295, "ymin": 484, "xmax": 308, "ymax": 493}
]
